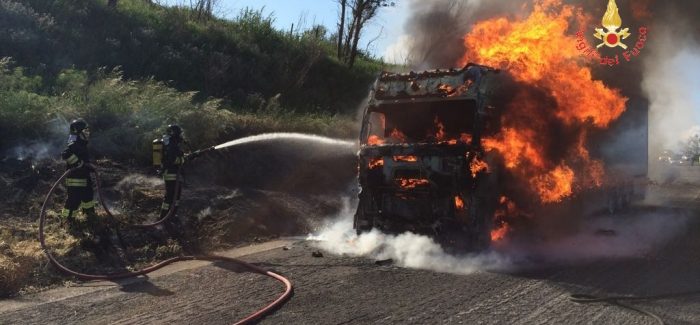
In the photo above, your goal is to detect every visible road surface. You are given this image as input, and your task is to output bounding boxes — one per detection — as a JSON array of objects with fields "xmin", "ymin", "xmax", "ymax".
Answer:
[{"xmin": 1, "ymin": 213, "xmax": 699, "ymax": 325}]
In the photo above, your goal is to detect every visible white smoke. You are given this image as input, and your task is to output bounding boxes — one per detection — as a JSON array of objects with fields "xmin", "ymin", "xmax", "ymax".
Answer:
[
  {"xmin": 6, "ymin": 142, "xmax": 59, "ymax": 161},
  {"xmin": 115, "ymin": 174, "xmax": 164, "ymax": 190},
  {"xmin": 309, "ymin": 198, "xmax": 688, "ymax": 274},
  {"xmin": 3, "ymin": 116, "xmax": 70, "ymax": 161},
  {"xmin": 644, "ymin": 22, "xmax": 700, "ymax": 180},
  {"xmin": 514, "ymin": 211, "xmax": 689, "ymax": 261},
  {"xmin": 645, "ymin": 48, "xmax": 700, "ymax": 152},
  {"xmin": 383, "ymin": 35, "xmax": 416, "ymax": 65},
  {"xmin": 197, "ymin": 207, "xmax": 212, "ymax": 221},
  {"xmin": 308, "ymin": 199, "xmax": 512, "ymax": 274}
]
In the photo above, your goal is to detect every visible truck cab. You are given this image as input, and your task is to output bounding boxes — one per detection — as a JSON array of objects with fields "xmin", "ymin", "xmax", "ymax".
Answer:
[{"xmin": 355, "ymin": 63, "xmax": 503, "ymax": 251}]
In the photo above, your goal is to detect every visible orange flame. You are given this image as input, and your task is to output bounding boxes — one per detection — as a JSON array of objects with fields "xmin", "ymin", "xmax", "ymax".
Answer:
[
  {"xmin": 496, "ymin": 196, "xmax": 519, "ymax": 216},
  {"xmin": 394, "ymin": 155, "xmax": 418, "ymax": 162},
  {"xmin": 437, "ymin": 83, "xmax": 454, "ymax": 95},
  {"xmin": 490, "ymin": 196, "xmax": 521, "ymax": 241},
  {"xmin": 455, "ymin": 195, "xmax": 465, "ymax": 210},
  {"xmin": 482, "ymin": 127, "xmax": 545, "ymax": 170},
  {"xmin": 367, "ymin": 135, "xmax": 384, "ymax": 146},
  {"xmin": 470, "ymin": 156, "xmax": 489, "ymax": 178},
  {"xmin": 369, "ymin": 158, "xmax": 384, "ymax": 169},
  {"xmin": 491, "ymin": 223, "xmax": 510, "ymax": 241},
  {"xmin": 397, "ymin": 178, "xmax": 429, "ymax": 189},
  {"xmin": 459, "ymin": 0, "xmax": 627, "ymax": 203},
  {"xmin": 460, "ymin": 0, "xmax": 626, "ymax": 129},
  {"xmin": 531, "ymin": 164, "xmax": 574, "ymax": 203}
]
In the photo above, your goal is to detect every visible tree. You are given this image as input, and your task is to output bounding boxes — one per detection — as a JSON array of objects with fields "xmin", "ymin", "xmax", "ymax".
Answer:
[
  {"xmin": 683, "ymin": 134, "xmax": 700, "ymax": 165},
  {"xmin": 192, "ymin": 0, "xmax": 217, "ymax": 20},
  {"xmin": 107, "ymin": 0, "xmax": 118, "ymax": 8},
  {"xmin": 337, "ymin": 0, "xmax": 395, "ymax": 67},
  {"xmin": 336, "ymin": 0, "xmax": 346, "ymax": 59}
]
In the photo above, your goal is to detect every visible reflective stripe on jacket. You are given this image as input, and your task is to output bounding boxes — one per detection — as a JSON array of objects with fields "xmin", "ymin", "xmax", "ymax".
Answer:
[{"xmin": 65, "ymin": 178, "xmax": 88, "ymax": 187}]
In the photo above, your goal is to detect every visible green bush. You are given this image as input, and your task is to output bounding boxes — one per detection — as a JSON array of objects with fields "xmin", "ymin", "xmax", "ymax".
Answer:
[
  {"xmin": 2, "ymin": 0, "xmax": 384, "ymax": 114},
  {"xmin": 0, "ymin": 59, "xmax": 357, "ymax": 163}
]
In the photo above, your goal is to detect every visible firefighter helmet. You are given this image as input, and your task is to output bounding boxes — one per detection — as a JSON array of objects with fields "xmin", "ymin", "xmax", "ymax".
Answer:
[
  {"xmin": 69, "ymin": 119, "xmax": 89, "ymax": 135},
  {"xmin": 166, "ymin": 124, "xmax": 183, "ymax": 139}
]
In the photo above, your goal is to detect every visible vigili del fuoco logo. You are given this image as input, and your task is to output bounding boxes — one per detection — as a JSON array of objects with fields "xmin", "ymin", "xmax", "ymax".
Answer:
[{"xmin": 575, "ymin": 0, "xmax": 648, "ymax": 66}]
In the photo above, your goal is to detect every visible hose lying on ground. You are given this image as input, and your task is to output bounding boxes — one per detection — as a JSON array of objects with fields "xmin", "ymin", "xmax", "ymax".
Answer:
[{"xmin": 39, "ymin": 166, "xmax": 293, "ymax": 324}]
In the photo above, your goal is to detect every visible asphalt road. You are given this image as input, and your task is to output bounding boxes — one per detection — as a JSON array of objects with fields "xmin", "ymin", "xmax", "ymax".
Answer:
[{"xmin": 1, "ymin": 211, "xmax": 699, "ymax": 325}]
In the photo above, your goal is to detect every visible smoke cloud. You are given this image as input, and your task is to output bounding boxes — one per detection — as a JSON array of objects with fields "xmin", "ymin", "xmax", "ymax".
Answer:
[
  {"xmin": 643, "ymin": 10, "xmax": 700, "ymax": 180},
  {"xmin": 308, "ymin": 198, "xmax": 514, "ymax": 274},
  {"xmin": 512, "ymin": 210, "xmax": 689, "ymax": 261},
  {"xmin": 115, "ymin": 174, "xmax": 164, "ymax": 190},
  {"xmin": 5, "ymin": 142, "xmax": 60, "ymax": 161},
  {"xmin": 2, "ymin": 116, "xmax": 68, "ymax": 161},
  {"xmin": 397, "ymin": 0, "xmax": 517, "ymax": 69},
  {"xmin": 309, "ymin": 198, "xmax": 689, "ymax": 274}
]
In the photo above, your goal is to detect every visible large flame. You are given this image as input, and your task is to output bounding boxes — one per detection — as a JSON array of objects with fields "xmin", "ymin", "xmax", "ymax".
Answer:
[{"xmin": 460, "ymin": 0, "xmax": 627, "ymax": 204}]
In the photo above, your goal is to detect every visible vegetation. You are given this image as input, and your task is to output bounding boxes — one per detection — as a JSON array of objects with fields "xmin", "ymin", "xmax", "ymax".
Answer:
[
  {"xmin": 0, "ymin": 0, "xmax": 392, "ymax": 160},
  {"xmin": 0, "ymin": 58, "xmax": 357, "ymax": 162},
  {"xmin": 683, "ymin": 134, "xmax": 700, "ymax": 164},
  {"xmin": 336, "ymin": 0, "xmax": 396, "ymax": 67},
  {"xmin": 0, "ymin": 0, "xmax": 385, "ymax": 297},
  {"xmin": 0, "ymin": 0, "xmax": 385, "ymax": 114}
]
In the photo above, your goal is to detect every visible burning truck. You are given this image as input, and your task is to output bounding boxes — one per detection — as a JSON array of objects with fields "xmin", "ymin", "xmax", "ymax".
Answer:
[
  {"xmin": 354, "ymin": 64, "xmax": 504, "ymax": 251},
  {"xmin": 353, "ymin": 62, "xmax": 638, "ymax": 251},
  {"xmin": 352, "ymin": 1, "xmax": 648, "ymax": 251}
]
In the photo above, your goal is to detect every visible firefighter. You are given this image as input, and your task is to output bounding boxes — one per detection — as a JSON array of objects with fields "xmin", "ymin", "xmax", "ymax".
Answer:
[
  {"xmin": 60, "ymin": 118, "xmax": 119, "ymax": 259},
  {"xmin": 158, "ymin": 124, "xmax": 200, "ymax": 248}
]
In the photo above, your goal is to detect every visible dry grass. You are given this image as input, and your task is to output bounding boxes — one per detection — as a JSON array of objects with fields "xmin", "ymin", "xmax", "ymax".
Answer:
[
  {"xmin": 0, "ymin": 220, "xmax": 62, "ymax": 297},
  {"xmin": 0, "ymin": 210, "xmax": 120, "ymax": 296},
  {"xmin": 0, "ymin": 202, "xmax": 185, "ymax": 297}
]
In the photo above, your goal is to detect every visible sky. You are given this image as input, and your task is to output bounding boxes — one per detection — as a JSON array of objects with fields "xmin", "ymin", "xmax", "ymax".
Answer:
[{"xmin": 161, "ymin": 0, "xmax": 411, "ymax": 62}]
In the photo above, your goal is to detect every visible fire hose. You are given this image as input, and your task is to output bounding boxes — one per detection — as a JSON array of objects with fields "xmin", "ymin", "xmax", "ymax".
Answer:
[{"xmin": 39, "ymin": 162, "xmax": 293, "ymax": 324}]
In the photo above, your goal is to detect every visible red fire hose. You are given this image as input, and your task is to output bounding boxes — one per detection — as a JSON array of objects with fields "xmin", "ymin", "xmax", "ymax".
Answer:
[{"xmin": 39, "ymin": 166, "xmax": 293, "ymax": 324}]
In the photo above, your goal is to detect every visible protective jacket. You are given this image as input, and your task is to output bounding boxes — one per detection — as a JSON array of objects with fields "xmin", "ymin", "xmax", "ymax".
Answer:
[
  {"xmin": 62, "ymin": 137, "xmax": 91, "ymax": 178},
  {"xmin": 162, "ymin": 136, "xmax": 185, "ymax": 181},
  {"xmin": 159, "ymin": 135, "xmax": 184, "ymax": 219},
  {"xmin": 60, "ymin": 137, "xmax": 95, "ymax": 219}
]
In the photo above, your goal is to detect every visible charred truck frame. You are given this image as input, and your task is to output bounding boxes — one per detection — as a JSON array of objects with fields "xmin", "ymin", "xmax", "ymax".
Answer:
[{"xmin": 355, "ymin": 64, "xmax": 503, "ymax": 251}]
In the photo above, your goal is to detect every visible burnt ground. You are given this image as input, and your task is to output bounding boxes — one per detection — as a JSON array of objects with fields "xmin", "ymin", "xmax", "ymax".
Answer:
[{"xmin": 0, "ymin": 138, "xmax": 357, "ymax": 297}]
